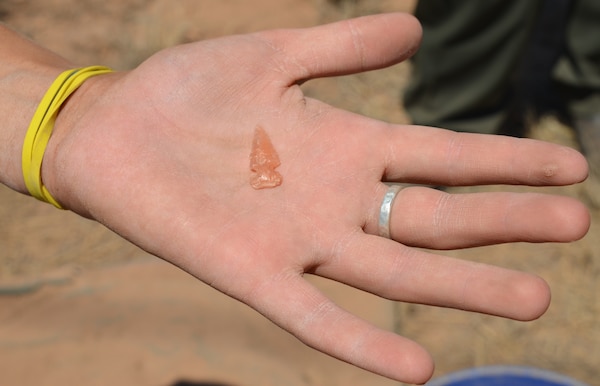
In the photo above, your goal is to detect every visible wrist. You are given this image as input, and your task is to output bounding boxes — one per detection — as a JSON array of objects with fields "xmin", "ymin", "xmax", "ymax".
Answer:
[
  {"xmin": 19, "ymin": 66, "xmax": 113, "ymax": 209},
  {"xmin": 40, "ymin": 70, "xmax": 120, "ymax": 210},
  {"xmin": 0, "ymin": 25, "xmax": 73, "ymax": 192},
  {"xmin": 0, "ymin": 66, "xmax": 72, "ymax": 193}
]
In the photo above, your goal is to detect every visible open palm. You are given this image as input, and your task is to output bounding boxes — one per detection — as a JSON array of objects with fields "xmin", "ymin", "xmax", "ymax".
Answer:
[{"xmin": 44, "ymin": 13, "xmax": 589, "ymax": 384}]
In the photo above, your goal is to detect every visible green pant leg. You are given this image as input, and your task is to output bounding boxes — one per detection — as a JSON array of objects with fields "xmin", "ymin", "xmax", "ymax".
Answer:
[
  {"xmin": 404, "ymin": 0, "xmax": 541, "ymax": 133},
  {"xmin": 553, "ymin": 0, "xmax": 600, "ymax": 179},
  {"xmin": 554, "ymin": 0, "xmax": 600, "ymax": 117}
]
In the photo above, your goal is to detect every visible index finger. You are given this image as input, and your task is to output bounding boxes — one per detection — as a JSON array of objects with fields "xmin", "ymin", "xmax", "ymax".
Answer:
[{"xmin": 382, "ymin": 124, "xmax": 588, "ymax": 186}]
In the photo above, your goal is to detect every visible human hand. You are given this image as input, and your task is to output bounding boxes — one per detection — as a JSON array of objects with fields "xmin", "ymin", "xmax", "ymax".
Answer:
[{"xmin": 42, "ymin": 13, "xmax": 590, "ymax": 384}]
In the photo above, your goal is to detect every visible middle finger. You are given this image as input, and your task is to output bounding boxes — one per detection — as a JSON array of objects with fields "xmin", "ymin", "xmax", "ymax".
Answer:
[{"xmin": 367, "ymin": 185, "xmax": 589, "ymax": 250}]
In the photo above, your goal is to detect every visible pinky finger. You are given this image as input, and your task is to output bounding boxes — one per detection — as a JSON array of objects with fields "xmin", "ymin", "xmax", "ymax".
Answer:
[{"xmin": 249, "ymin": 273, "xmax": 435, "ymax": 384}]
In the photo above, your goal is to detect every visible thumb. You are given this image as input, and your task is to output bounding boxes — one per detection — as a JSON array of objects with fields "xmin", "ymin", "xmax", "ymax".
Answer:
[{"xmin": 258, "ymin": 13, "xmax": 422, "ymax": 81}]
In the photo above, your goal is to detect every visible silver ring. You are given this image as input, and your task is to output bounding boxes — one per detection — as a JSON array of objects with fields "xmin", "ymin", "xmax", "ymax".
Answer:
[{"xmin": 378, "ymin": 184, "xmax": 402, "ymax": 239}]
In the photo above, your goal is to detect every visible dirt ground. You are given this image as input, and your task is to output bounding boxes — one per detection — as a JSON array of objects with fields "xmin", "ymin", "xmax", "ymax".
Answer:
[{"xmin": 1, "ymin": 1, "xmax": 600, "ymax": 385}]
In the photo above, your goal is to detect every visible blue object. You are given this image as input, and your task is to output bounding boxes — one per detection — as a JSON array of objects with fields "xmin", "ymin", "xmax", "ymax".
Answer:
[{"xmin": 426, "ymin": 365, "xmax": 589, "ymax": 386}]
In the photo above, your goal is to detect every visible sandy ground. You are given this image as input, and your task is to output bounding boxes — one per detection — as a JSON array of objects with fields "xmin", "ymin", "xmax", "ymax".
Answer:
[{"xmin": 1, "ymin": 1, "xmax": 600, "ymax": 385}]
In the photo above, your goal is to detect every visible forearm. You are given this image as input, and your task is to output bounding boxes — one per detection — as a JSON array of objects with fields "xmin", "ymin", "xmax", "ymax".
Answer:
[{"xmin": 0, "ymin": 24, "xmax": 73, "ymax": 192}]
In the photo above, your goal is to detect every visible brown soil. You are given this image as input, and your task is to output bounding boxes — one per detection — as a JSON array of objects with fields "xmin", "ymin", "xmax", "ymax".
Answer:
[{"xmin": 1, "ymin": 1, "xmax": 600, "ymax": 385}]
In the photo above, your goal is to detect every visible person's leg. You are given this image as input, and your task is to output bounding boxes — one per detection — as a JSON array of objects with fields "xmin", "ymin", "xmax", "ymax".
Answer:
[
  {"xmin": 554, "ymin": 0, "xmax": 600, "ymax": 104},
  {"xmin": 553, "ymin": 0, "xmax": 600, "ymax": 178},
  {"xmin": 404, "ymin": 0, "xmax": 541, "ymax": 134}
]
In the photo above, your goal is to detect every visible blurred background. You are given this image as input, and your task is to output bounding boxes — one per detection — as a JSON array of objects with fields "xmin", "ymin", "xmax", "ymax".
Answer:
[{"xmin": 1, "ymin": 1, "xmax": 599, "ymax": 385}]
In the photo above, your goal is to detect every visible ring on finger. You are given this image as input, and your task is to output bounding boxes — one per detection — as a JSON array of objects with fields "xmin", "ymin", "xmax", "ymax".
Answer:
[{"xmin": 378, "ymin": 184, "xmax": 403, "ymax": 239}]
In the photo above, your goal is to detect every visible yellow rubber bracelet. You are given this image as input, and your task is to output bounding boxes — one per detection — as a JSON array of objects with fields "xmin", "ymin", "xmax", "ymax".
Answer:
[{"xmin": 22, "ymin": 65, "xmax": 113, "ymax": 209}]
